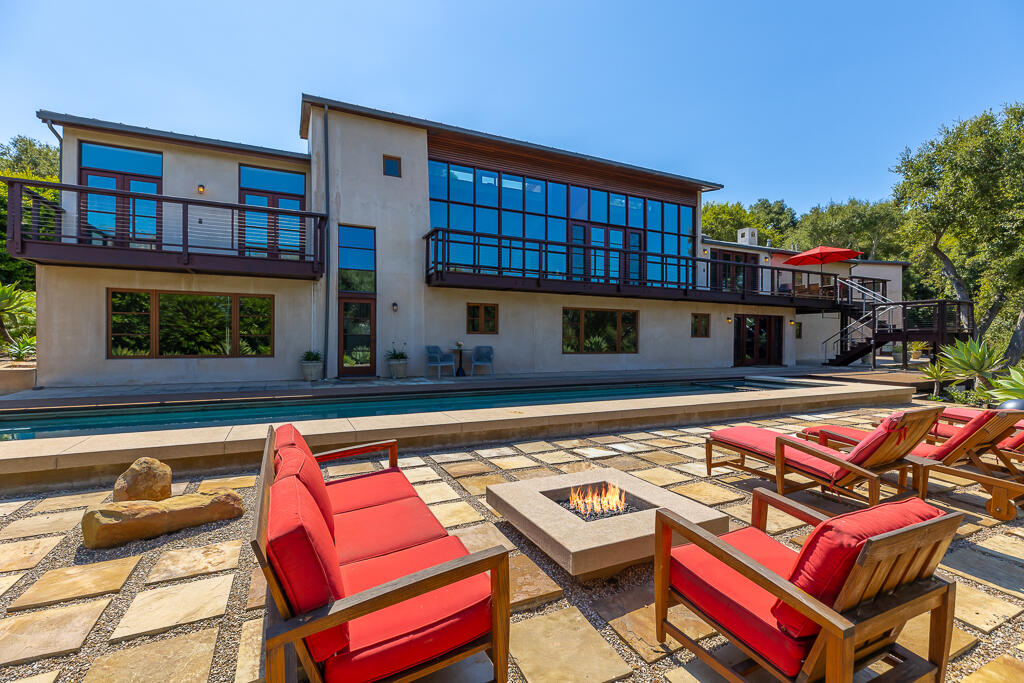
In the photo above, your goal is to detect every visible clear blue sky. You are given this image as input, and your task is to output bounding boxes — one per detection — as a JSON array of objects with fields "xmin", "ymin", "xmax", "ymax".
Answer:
[{"xmin": 2, "ymin": 1, "xmax": 1022, "ymax": 213}]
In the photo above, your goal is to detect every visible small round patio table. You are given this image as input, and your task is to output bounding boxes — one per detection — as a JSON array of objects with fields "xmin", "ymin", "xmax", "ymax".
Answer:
[{"xmin": 449, "ymin": 348, "xmax": 467, "ymax": 376}]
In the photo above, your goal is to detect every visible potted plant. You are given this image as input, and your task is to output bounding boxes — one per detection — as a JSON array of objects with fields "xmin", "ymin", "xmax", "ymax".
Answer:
[
  {"xmin": 385, "ymin": 344, "xmax": 408, "ymax": 379},
  {"xmin": 909, "ymin": 341, "xmax": 929, "ymax": 360},
  {"xmin": 891, "ymin": 344, "xmax": 903, "ymax": 363},
  {"xmin": 299, "ymin": 350, "xmax": 324, "ymax": 381}
]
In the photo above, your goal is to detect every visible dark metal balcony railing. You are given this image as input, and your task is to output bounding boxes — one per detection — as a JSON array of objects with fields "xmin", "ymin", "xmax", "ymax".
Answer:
[
  {"xmin": 425, "ymin": 227, "xmax": 857, "ymax": 304},
  {"xmin": 3, "ymin": 177, "xmax": 327, "ymax": 279}
]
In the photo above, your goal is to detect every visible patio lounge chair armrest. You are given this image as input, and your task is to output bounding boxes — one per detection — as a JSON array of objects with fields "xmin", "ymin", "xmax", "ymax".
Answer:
[
  {"xmin": 904, "ymin": 455, "xmax": 939, "ymax": 470},
  {"xmin": 265, "ymin": 545, "xmax": 510, "ymax": 651},
  {"xmin": 775, "ymin": 435, "xmax": 876, "ymax": 480},
  {"xmin": 655, "ymin": 509, "xmax": 853, "ymax": 638},
  {"xmin": 813, "ymin": 428, "xmax": 861, "ymax": 447},
  {"xmin": 313, "ymin": 440, "xmax": 398, "ymax": 468},
  {"xmin": 750, "ymin": 487, "xmax": 828, "ymax": 528}
]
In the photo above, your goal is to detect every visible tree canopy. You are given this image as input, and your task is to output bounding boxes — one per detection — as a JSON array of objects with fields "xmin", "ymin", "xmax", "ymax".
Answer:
[{"xmin": 0, "ymin": 135, "xmax": 59, "ymax": 288}]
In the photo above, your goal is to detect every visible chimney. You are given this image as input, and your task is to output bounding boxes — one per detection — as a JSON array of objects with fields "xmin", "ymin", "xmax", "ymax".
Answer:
[{"xmin": 737, "ymin": 227, "xmax": 759, "ymax": 246}]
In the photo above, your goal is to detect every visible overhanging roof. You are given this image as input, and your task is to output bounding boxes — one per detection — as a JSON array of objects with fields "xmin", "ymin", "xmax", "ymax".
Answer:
[
  {"xmin": 38, "ymin": 110, "xmax": 310, "ymax": 162},
  {"xmin": 700, "ymin": 238, "xmax": 910, "ymax": 267},
  {"xmin": 300, "ymin": 94, "xmax": 724, "ymax": 193}
]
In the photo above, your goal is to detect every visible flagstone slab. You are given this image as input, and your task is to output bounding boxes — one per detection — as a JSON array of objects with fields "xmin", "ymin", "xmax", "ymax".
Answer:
[
  {"xmin": 457, "ymin": 473, "xmax": 510, "ymax": 496},
  {"xmin": 652, "ymin": 430, "xmax": 683, "ymax": 437},
  {"xmin": 0, "ymin": 572, "xmax": 24, "ymax": 598},
  {"xmin": 491, "ymin": 455, "xmax": 538, "ymax": 470},
  {"xmin": 403, "ymin": 466, "xmax": 441, "ymax": 483},
  {"xmin": 940, "ymin": 547, "xmax": 1024, "ymax": 599},
  {"xmin": 453, "ymin": 522, "xmax": 516, "ymax": 553},
  {"xmin": 620, "ymin": 432, "xmax": 657, "ymax": 440},
  {"xmin": 0, "ymin": 510, "xmax": 81, "ymax": 540},
  {"xmin": 110, "ymin": 574, "xmax": 232, "ymax": 642},
  {"xmin": 414, "ymin": 482, "xmax": 461, "ymax": 504},
  {"xmin": 375, "ymin": 456, "xmax": 426, "ymax": 468},
  {"xmin": 976, "ymin": 533, "xmax": 1024, "ymax": 564},
  {"xmin": 0, "ymin": 536, "xmax": 63, "ymax": 571},
  {"xmin": 510, "ymin": 606, "xmax": 630, "ymax": 682},
  {"xmin": 897, "ymin": 612, "xmax": 977, "ymax": 661},
  {"xmin": 574, "ymin": 447, "xmax": 618, "ymax": 459},
  {"xmin": 442, "ymin": 461, "xmax": 493, "ymax": 478},
  {"xmin": 681, "ymin": 427, "xmax": 712, "ymax": 435},
  {"xmin": 671, "ymin": 481, "xmax": 744, "ymax": 506},
  {"xmin": 429, "ymin": 501, "xmax": 483, "ymax": 527},
  {"xmin": 170, "ymin": 482, "xmax": 188, "ymax": 496},
  {"xmin": 553, "ymin": 439, "xmax": 587, "ymax": 448},
  {"xmin": 531, "ymin": 450, "xmax": 578, "ymax": 465},
  {"xmin": 10, "ymin": 555, "xmax": 140, "ymax": 611},
  {"xmin": 674, "ymin": 462, "xmax": 716, "ymax": 478},
  {"xmin": 673, "ymin": 446, "xmax": 706, "ymax": 459},
  {"xmin": 0, "ymin": 499, "xmax": 29, "ymax": 516},
  {"xmin": 0, "ymin": 598, "xmax": 110, "ymax": 666},
  {"xmin": 593, "ymin": 585, "xmax": 713, "ymax": 663},
  {"xmin": 513, "ymin": 467, "xmax": 559, "ymax": 481},
  {"xmin": 11, "ymin": 672, "xmax": 59, "ymax": 683},
  {"xmin": 478, "ymin": 497, "xmax": 502, "ymax": 518},
  {"xmin": 589, "ymin": 435, "xmax": 625, "ymax": 445},
  {"xmin": 196, "ymin": 475, "xmax": 257, "ymax": 493},
  {"xmin": 609, "ymin": 442, "xmax": 655, "ymax": 454},
  {"xmin": 476, "ymin": 447, "xmax": 517, "ymax": 458},
  {"xmin": 235, "ymin": 618, "xmax": 264, "ymax": 683},
  {"xmin": 514, "ymin": 441, "xmax": 554, "ymax": 454},
  {"xmin": 557, "ymin": 461, "xmax": 601, "ymax": 473},
  {"xmin": 431, "ymin": 452, "xmax": 473, "ymax": 463},
  {"xmin": 509, "ymin": 553, "xmax": 562, "ymax": 610},
  {"xmin": 246, "ymin": 566, "xmax": 267, "ymax": 610},
  {"xmin": 963, "ymin": 655, "xmax": 1024, "ymax": 682},
  {"xmin": 84, "ymin": 627, "xmax": 218, "ymax": 683},
  {"xmin": 635, "ymin": 450, "xmax": 687, "ymax": 466},
  {"xmin": 146, "ymin": 539, "xmax": 242, "ymax": 584},
  {"xmin": 603, "ymin": 455, "xmax": 649, "ymax": 471},
  {"xmin": 954, "ymin": 582, "xmax": 1023, "ymax": 633},
  {"xmin": 33, "ymin": 490, "xmax": 108, "ymax": 513},
  {"xmin": 325, "ymin": 461, "xmax": 375, "ymax": 478},
  {"xmin": 645, "ymin": 438, "xmax": 684, "ymax": 448},
  {"xmin": 722, "ymin": 503, "xmax": 807, "ymax": 534},
  {"xmin": 633, "ymin": 467, "xmax": 691, "ymax": 487}
]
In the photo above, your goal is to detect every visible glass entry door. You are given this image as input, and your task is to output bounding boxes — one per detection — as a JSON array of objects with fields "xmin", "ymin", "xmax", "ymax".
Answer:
[
  {"xmin": 339, "ymin": 299, "xmax": 375, "ymax": 376},
  {"xmin": 734, "ymin": 314, "xmax": 783, "ymax": 366}
]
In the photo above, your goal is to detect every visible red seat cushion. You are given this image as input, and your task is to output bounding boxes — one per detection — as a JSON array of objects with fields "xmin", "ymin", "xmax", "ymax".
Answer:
[
  {"xmin": 275, "ymin": 423, "xmax": 314, "ymax": 458},
  {"xmin": 670, "ymin": 527, "xmax": 810, "ymax": 677},
  {"xmin": 275, "ymin": 445, "xmax": 334, "ymax": 535},
  {"xmin": 926, "ymin": 421, "xmax": 1024, "ymax": 451},
  {"xmin": 333, "ymin": 496, "xmax": 448, "ymax": 565},
  {"xmin": 712, "ymin": 427, "xmax": 847, "ymax": 482},
  {"xmin": 326, "ymin": 467, "xmax": 417, "ymax": 515},
  {"xmin": 772, "ymin": 497, "xmax": 945, "ymax": 639},
  {"xmin": 325, "ymin": 536, "xmax": 491, "ymax": 682},
  {"xmin": 266, "ymin": 476, "xmax": 348, "ymax": 661}
]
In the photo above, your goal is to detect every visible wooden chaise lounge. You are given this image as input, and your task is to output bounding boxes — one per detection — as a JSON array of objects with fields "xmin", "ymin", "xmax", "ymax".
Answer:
[{"xmin": 250, "ymin": 424, "xmax": 510, "ymax": 682}]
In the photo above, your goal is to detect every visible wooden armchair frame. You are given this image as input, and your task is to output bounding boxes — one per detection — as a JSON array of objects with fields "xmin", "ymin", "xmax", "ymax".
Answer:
[
  {"xmin": 654, "ymin": 488, "xmax": 962, "ymax": 683},
  {"xmin": 250, "ymin": 427, "xmax": 511, "ymax": 683}
]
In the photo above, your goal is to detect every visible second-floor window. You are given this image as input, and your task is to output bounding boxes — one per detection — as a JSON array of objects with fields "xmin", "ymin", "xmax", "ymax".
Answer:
[
  {"xmin": 239, "ymin": 165, "xmax": 306, "ymax": 258},
  {"xmin": 79, "ymin": 142, "xmax": 163, "ymax": 247},
  {"xmin": 339, "ymin": 225, "xmax": 376, "ymax": 293}
]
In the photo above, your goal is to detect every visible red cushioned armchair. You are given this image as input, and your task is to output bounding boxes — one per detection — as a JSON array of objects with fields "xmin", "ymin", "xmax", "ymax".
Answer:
[
  {"xmin": 250, "ymin": 425, "xmax": 510, "ymax": 683},
  {"xmin": 654, "ymin": 488, "xmax": 962, "ymax": 682}
]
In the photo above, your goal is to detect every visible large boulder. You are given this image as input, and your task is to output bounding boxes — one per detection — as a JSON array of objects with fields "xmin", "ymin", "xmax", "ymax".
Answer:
[
  {"xmin": 82, "ymin": 489, "xmax": 244, "ymax": 549},
  {"xmin": 113, "ymin": 457, "xmax": 172, "ymax": 502}
]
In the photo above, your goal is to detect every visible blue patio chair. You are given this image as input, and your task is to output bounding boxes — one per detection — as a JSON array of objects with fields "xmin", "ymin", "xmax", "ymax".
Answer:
[
  {"xmin": 470, "ymin": 345, "xmax": 494, "ymax": 375},
  {"xmin": 425, "ymin": 345, "xmax": 456, "ymax": 379}
]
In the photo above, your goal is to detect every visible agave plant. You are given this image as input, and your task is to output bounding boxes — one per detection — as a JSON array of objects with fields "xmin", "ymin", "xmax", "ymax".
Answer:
[
  {"xmin": 938, "ymin": 337, "xmax": 1003, "ymax": 390},
  {"xmin": 990, "ymin": 364, "xmax": 1024, "ymax": 402},
  {"xmin": 0, "ymin": 283, "xmax": 33, "ymax": 345},
  {"xmin": 919, "ymin": 361, "xmax": 958, "ymax": 398},
  {"xmin": 6, "ymin": 335, "xmax": 36, "ymax": 361}
]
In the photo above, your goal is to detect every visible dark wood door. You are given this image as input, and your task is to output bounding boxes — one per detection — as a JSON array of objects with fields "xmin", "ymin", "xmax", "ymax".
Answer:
[
  {"xmin": 710, "ymin": 249, "xmax": 759, "ymax": 293},
  {"xmin": 339, "ymin": 298, "xmax": 375, "ymax": 376},
  {"xmin": 734, "ymin": 314, "xmax": 783, "ymax": 366}
]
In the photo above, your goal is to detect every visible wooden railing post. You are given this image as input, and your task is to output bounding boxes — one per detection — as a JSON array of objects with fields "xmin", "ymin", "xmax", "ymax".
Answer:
[
  {"xmin": 7, "ymin": 181, "xmax": 23, "ymax": 254},
  {"xmin": 181, "ymin": 203, "xmax": 190, "ymax": 265}
]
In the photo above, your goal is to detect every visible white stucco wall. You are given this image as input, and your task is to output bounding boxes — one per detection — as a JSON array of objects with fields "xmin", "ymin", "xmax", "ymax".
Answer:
[{"xmin": 35, "ymin": 266, "xmax": 316, "ymax": 386}]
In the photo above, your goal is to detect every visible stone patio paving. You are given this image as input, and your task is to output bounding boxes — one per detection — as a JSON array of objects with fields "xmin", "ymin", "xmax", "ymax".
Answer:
[{"xmin": 0, "ymin": 402, "xmax": 1023, "ymax": 682}]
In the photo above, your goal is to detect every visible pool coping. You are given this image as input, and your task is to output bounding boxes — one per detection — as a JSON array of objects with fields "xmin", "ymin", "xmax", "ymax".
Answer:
[{"xmin": 0, "ymin": 378, "xmax": 914, "ymax": 490}]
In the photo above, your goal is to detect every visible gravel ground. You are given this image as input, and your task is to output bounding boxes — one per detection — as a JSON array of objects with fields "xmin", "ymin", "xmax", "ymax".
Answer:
[{"xmin": 0, "ymin": 401, "xmax": 1022, "ymax": 682}]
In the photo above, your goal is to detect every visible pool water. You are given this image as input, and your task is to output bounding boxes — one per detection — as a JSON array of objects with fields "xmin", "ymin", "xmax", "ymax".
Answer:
[{"xmin": 0, "ymin": 379, "xmax": 807, "ymax": 441}]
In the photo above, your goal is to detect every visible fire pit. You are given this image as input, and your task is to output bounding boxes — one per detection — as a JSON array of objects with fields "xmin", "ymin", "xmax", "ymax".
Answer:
[{"xmin": 486, "ymin": 469, "xmax": 728, "ymax": 579}]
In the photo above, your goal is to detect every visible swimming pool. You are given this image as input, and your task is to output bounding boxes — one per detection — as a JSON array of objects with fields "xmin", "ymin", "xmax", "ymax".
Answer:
[{"xmin": 0, "ymin": 378, "xmax": 815, "ymax": 441}]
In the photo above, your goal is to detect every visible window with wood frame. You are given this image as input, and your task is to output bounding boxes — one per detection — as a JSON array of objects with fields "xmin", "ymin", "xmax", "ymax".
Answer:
[
  {"xmin": 239, "ymin": 165, "xmax": 306, "ymax": 258},
  {"xmin": 466, "ymin": 303, "xmax": 498, "ymax": 334},
  {"xmin": 383, "ymin": 155, "xmax": 402, "ymax": 177},
  {"xmin": 691, "ymin": 313, "xmax": 710, "ymax": 338},
  {"xmin": 108, "ymin": 289, "xmax": 274, "ymax": 358},
  {"xmin": 561, "ymin": 308, "xmax": 638, "ymax": 354},
  {"xmin": 79, "ymin": 142, "xmax": 163, "ymax": 246},
  {"xmin": 795, "ymin": 322, "xmax": 803, "ymax": 339}
]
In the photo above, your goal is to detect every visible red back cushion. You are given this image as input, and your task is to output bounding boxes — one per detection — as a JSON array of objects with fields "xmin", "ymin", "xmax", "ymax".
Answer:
[
  {"xmin": 276, "ymin": 423, "xmax": 314, "ymax": 458},
  {"xmin": 275, "ymin": 445, "xmax": 334, "ymax": 536},
  {"xmin": 772, "ymin": 497, "xmax": 945, "ymax": 638},
  {"xmin": 1002, "ymin": 428, "xmax": 1024, "ymax": 451},
  {"xmin": 267, "ymin": 476, "xmax": 348, "ymax": 660},
  {"xmin": 930, "ymin": 410, "xmax": 997, "ymax": 460},
  {"xmin": 844, "ymin": 412, "xmax": 906, "ymax": 467}
]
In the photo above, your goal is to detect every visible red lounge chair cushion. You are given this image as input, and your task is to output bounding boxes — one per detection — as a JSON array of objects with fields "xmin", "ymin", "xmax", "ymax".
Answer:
[
  {"xmin": 326, "ymin": 468, "xmax": 417, "ymax": 515},
  {"xmin": 924, "ymin": 410, "xmax": 998, "ymax": 461},
  {"xmin": 844, "ymin": 412, "xmax": 907, "ymax": 465},
  {"xmin": 772, "ymin": 497, "xmax": 945, "ymax": 639},
  {"xmin": 670, "ymin": 527, "xmax": 810, "ymax": 678},
  {"xmin": 275, "ymin": 423, "xmax": 314, "ymax": 459},
  {"xmin": 275, "ymin": 445, "xmax": 334, "ymax": 535},
  {"xmin": 325, "ymin": 536, "xmax": 491, "ymax": 682},
  {"xmin": 926, "ymin": 422, "xmax": 1024, "ymax": 451},
  {"xmin": 266, "ymin": 476, "xmax": 348, "ymax": 660},
  {"xmin": 333, "ymin": 496, "xmax": 448, "ymax": 565},
  {"xmin": 712, "ymin": 427, "xmax": 847, "ymax": 482}
]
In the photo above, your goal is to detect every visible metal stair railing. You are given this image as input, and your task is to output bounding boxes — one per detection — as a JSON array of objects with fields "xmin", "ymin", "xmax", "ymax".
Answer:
[{"xmin": 821, "ymin": 279, "xmax": 897, "ymax": 358}]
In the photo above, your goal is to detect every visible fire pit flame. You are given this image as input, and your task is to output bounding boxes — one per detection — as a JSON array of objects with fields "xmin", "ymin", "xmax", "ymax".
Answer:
[{"xmin": 568, "ymin": 482, "xmax": 627, "ymax": 517}]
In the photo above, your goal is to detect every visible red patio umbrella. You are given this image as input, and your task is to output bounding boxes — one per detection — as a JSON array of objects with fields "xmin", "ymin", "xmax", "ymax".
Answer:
[{"xmin": 783, "ymin": 246, "xmax": 863, "ymax": 266}]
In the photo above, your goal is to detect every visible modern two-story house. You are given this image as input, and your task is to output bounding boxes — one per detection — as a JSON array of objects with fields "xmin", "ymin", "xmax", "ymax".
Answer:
[{"xmin": 2, "ymin": 95, "xmax": 972, "ymax": 386}]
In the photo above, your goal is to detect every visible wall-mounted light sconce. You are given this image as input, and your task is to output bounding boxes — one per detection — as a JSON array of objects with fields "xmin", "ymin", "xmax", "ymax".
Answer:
[
  {"xmin": 391, "ymin": 302, "xmax": 399, "ymax": 313},
  {"xmin": 702, "ymin": 248, "xmax": 709, "ymax": 255},
  {"xmin": 764, "ymin": 256, "xmax": 770, "ymax": 262},
  {"xmin": 197, "ymin": 184, "xmax": 206, "ymax": 195},
  {"xmin": 788, "ymin": 319, "xmax": 795, "ymax": 326},
  {"xmin": 726, "ymin": 316, "xmax": 733, "ymax": 324}
]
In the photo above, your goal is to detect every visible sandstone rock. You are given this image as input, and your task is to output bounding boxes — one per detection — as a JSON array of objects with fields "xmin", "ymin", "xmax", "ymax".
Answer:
[
  {"xmin": 113, "ymin": 458, "xmax": 172, "ymax": 502},
  {"xmin": 81, "ymin": 490, "xmax": 243, "ymax": 549}
]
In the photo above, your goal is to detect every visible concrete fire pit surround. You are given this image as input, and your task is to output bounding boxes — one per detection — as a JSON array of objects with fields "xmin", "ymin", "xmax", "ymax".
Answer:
[{"xmin": 487, "ymin": 469, "xmax": 729, "ymax": 579}]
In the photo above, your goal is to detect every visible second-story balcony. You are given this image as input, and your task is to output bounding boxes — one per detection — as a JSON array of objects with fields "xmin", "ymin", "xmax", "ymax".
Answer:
[
  {"xmin": 424, "ymin": 227, "xmax": 885, "ymax": 311},
  {"xmin": 3, "ymin": 177, "xmax": 327, "ymax": 280}
]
